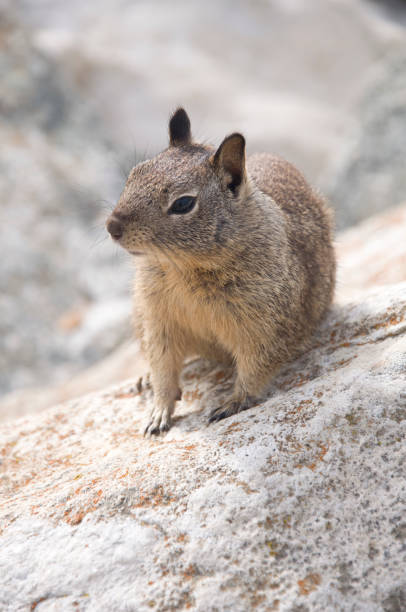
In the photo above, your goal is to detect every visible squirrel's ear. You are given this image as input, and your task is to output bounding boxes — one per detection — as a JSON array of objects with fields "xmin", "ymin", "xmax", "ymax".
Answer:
[
  {"xmin": 169, "ymin": 108, "xmax": 192, "ymax": 146},
  {"xmin": 212, "ymin": 133, "xmax": 246, "ymax": 195}
]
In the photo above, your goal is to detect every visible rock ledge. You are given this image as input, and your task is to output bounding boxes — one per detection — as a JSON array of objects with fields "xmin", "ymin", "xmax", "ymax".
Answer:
[{"xmin": 1, "ymin": 282, "xmax": 406, "ymax": 611}]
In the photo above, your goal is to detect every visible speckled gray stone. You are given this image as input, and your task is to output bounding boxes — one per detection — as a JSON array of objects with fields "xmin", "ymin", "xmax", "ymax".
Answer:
[{"xmin": 1, "ymin": 282, "xmax": 405, "ymax": 611}]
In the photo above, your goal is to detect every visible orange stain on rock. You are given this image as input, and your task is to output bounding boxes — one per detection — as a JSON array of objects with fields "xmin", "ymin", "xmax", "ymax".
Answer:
[
  {"xmin": 133, "ymin": 485, "xmax": 175, "ymax": 508},
  {"xmin": 332, "ymin": 357, "xmax": 355, "ymax": 369},
  {"xmin": 295, "ymin": 399, "xmax": 313, "ymax": 413},
  {"xmin": 295, "ymin": 443, "xmax": 329, "ymax": 471},
  {"xmin": 66, "ymin": 510, "xmax": 86, "ymax": 526},
  {"xmin": 63, "ymin": 487, "xmax": 104, "ymax": 525},
  {"xmin": 30, "ymin": 596, "xmax": 47, "ymax": 610},
  {"xmin": 93, "ymin": 490, "xmax": 103, "ymax": 502},
  {"xmin": 183, "ymin": 564, "xmax": 198, "ymax": 580},
  {"xmin": 225, "ymin": 422, "xmax": 242, "ymax": 433},
  {"xmin": 298, "ymin": 573, "xmax": 321, "ymax": 595},
  {"xmin": 374, "ymin": 313, "xmax": 404, "ymax": 329},
  {"xmin": 177, "ymin": 533, "xmax": 188, "ymax": 543},
  {"xmin": 234, "ymin": 479, "xmax": 257, "ymax": 494},
  {"xmin": 280, "ymin": 373, "xmax": 309, "ymax": 391},
  {"xmin": 182, "ymin": 389, "xmax": 203, "ymax": 403},
  {"xmin": 57, "ymin": 308, "xmax": 83, "ymax": 332},
  {"xmin": 116, "ymin": 392, "xmax": 137, "ymax": 399}
]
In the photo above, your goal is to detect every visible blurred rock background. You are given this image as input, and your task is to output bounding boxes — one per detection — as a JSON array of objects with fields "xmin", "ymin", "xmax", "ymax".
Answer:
[{"xmin": 1, "ymin": 0, "xmax": 405, "ymax": 405}]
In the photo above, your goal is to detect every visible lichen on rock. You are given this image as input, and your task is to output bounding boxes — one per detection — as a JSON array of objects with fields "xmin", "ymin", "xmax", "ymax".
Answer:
[{"xmin": 1, "ymin": 279, "xmax": 405, "ymax": 611}]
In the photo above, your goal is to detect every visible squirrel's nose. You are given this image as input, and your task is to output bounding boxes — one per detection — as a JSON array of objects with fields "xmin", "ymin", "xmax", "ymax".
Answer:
[{"xmin": 106, "ymin": 216, "xmax": 123, "ymax": 240}]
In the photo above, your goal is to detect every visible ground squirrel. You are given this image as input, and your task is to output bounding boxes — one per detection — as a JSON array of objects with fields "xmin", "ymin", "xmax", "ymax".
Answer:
[{"xmin": 107, "ymin": 108, "xmax": 336, "ymax": 435}]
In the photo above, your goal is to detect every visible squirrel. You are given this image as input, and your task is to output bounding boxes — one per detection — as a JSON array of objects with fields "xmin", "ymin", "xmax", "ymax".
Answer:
[{"xmin": 106, "ymin": 108, "xmax": 336, "ymax": 435}]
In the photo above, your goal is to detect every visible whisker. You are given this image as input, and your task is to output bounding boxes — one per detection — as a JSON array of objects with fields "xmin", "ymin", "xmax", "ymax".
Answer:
[
  {"xmin": 155, "ymin": 238, "xmax": 183, "ymax": 275},
  {"xmin": 90, "ymin": 234, "xmax": 109, "ymax": 250},
  {"xmin": 93, "ymin": 198, "xmax": 116, "ymax": 214}
]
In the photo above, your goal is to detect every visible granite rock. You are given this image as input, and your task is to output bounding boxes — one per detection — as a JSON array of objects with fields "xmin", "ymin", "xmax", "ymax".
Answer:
[
  {"xmin": 0, "ymin": 12, "xmax": 132, "ymax": 394},
  {"xmin": 329, "ymin": 51, "xmax": 406, "ymax": 229},
  {"xmin": 335, "ymin": 202, "xmax": 406, "ymax": 302},
  {"xmin": 1, "ymin": 281, "xmax": 405, "ymax": 611}
]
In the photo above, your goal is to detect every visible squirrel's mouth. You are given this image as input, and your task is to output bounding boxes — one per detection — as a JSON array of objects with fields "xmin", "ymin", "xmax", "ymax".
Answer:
[{"xmin": 130, "ymin": 250, "xmax": 145, "ymax": 257}]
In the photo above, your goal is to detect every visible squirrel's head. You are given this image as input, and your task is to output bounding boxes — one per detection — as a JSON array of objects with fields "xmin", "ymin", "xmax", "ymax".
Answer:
[{"xmin": 106, "ymin": 108, "xmax": 251, "ymax": 264}]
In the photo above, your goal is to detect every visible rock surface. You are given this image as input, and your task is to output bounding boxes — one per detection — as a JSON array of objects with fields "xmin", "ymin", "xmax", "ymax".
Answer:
[
  {"xmin": 335, "ymin": 202, "xmax": 406, "ymax": 302},
  {"xmin": 16, "ymin": 0, "xmax": 404, "ymax": 182},
  {"xmin": 0, "ymin": 11, "xmax": 133, "ymax": 394},
  {"xmin": 329, "ymin": 51, "xmax": 406, "ymax": 229},
  {"xmin": 1, "ymin": 281, "xmax": 405, "ymax": 611},
  {"xmin": 0, "ymin": 342, "xmax": 147, "ymax": 423}
]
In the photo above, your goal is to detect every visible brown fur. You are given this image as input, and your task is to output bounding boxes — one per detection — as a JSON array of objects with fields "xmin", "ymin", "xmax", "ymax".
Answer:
[{"xmin": 106, "ymin": 108, "xmax": 336, "ymax": 434}]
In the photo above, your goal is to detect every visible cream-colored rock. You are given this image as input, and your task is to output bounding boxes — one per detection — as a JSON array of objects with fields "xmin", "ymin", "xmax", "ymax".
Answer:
[
  {"xmin": 0, "ymin": 341, "xmax": 146, "ymax": 423},
  {"xmin": 336, "ymin": 203, "xmax": 406, "ymax": 301},
  {"xmin": 1, "ymin": 281, "xmax": 405, "ymax": 611}
]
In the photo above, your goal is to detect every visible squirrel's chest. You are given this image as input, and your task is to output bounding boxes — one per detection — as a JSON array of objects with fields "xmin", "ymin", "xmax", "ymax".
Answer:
[{"xmin": 162, "ymin": 269, "xmax": 240, "ymax": 335}]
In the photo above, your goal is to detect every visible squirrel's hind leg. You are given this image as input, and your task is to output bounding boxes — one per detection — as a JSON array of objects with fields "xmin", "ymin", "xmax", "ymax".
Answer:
[{"xmin": 208, "ymin": 352, "xmax": 280, "ymax": 424}]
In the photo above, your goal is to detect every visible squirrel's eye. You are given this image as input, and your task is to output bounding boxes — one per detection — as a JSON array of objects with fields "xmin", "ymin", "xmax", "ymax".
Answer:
[{"xmin": 168, "ymin": 195, "xmax": 196, "ymax": 215}]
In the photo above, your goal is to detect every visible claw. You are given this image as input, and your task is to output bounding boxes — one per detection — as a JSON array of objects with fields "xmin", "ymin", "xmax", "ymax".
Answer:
[
  {"xmin": 136, "ymin": 377, "xmax": 143, "ymax": 394},
  {"xmin": 142, "ymin": 385, "xmax": 179, "ymax": 436},
  {"xmin": 208, "ymin": 396, "xmax": 255, "ymax": 424},
  {"xmin": 208, "ymin": 400, "xmax": 240, "ymax": 424},
  {"xmin": 143, "ymin": 411, "xmax": 172, "ymax": 437},
  {"xmin": 144, "ymin": 421, "xmax": 159, "ymax": 437},
  {"xmin": 137, "ymin": 373, "xmax": 152, "ymax": 394},
  {"xmin": 208, "ymin": 410, "xmax": 227, "ymax": 423},
  {"xmin": 144, "ymin": 424, "xmax": 170, "ymax": 437}
]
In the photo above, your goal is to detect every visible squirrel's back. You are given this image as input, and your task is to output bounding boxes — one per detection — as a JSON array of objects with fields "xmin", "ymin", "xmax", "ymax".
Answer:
[{"xmin": 247, "ymin": 152, "xmax": 335, "ymax": 332}]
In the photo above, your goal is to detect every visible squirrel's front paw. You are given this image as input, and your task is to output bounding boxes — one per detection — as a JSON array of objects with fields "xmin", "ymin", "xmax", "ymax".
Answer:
[
  {"xmin": 143, "ymin": 388, "xmax": 181, "ymax": 437},
  {"xmin": 208, "ymin": 395, "xmax": 255, "ymax": 424},
  {"xmin": 144, "ymin": 405, "xmax": 172, "ymax": 436}
]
